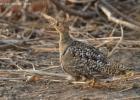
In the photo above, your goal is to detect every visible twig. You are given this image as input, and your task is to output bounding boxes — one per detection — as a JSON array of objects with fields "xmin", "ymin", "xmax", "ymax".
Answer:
[
  {"xmin": 121, "ymin": 96, "xmax": 140, "ymax": 100},
  {"xmin": 108, "ymin": 24, "xmax": 124, "ymax": 57},
  {"xmin": 31, "ymin": 46, "xmax": 59, "ymax": 52},
  {"xmin": 50, "ymin": 0, "xmax": 97, "ymax": 18},
  {"xmin": 15, "ymin": 64, "xmax": 23, "ymax": 70},
  {"xmin": 0, "ymin": 77, "xmax": 25, "ymax": 81},
  {"xmin": 0, "ymin": 4, "xmax": 13, "ymax": 17},
  {"xmin": 98, "ymin": 3, "xmax": 140, "ymax": 32},
  {"xmin": 21, "ymin": 0, "xmax": 29, "ymax": 21},
  {"xmin": 40, "ymin": 66, "xmax": 60, "ymax": 71},
  {"xmin": 71, "ymin": 1, "xmax": 92, "ymax": 26},
  {"xmin": 100, "ymin": 0, "xmax": 140, "ymax": 26},
  {"xmin": 0, "ymin": 39, "xmax": 28, "ymax": 51},
  {"xmin": 109, "ymin": 24, "xmax": 118, "ymax": 37},
  {"xmin": 0, "ymin": 70, "xmax": 69, "ymax": 78},
  {"xmin": 41, "ymin": 13, "xmax": 57, "ymax": 25},
  {"xmin": 96, "ymin": 24, "xmax": 118, "ymax": 48},
  {"xmin": 68, "ymin": 0, "xmax": 96, "ymax": 3},
  {"xmin": 85, "ymin": 37, "xmax": 121, "ymax": 40}
]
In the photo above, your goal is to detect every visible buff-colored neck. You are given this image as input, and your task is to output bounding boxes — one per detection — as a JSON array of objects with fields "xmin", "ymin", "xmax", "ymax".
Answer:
[
  {"xmin": 59, "ymin": 31, "xmax": 73, "ymax": 56},
  {"xmin": 59, "ymin": 31, "xmax": 71, "ymax": 43},
  {"xmin": 54, "ymin": 23, "xmax": 73, "ymax": 57}
]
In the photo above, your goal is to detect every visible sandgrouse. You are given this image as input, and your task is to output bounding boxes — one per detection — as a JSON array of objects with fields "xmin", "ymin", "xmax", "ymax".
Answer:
[{"xmin": 57, "ymin": 23, "xmax": 133, "ymax": 81}]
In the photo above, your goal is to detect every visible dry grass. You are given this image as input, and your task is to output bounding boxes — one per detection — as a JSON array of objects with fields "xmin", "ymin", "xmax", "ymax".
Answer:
[{"xmin": 0, "ymin": 0, "xmax": 139, "ymax": 99}]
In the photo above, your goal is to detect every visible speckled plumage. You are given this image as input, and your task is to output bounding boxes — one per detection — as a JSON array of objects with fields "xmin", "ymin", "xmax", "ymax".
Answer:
[{"xmin": 58, "ymin": 23, "xmax": 133, "ymax": 81}]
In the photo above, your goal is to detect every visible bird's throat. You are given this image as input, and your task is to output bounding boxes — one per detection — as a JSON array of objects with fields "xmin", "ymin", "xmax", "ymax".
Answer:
[
  {"xmin": 59, "ymin": 32, "xmax": 71, "ymax": 43},
  {"xmin": 59, "ymin": 32, "xmax": 72, "ymax": 56}
]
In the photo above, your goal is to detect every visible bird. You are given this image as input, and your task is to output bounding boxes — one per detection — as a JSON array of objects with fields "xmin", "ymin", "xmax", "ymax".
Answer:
[{"xmin": 56, "ymin": 22, "xmax": 133, "ymax": 82}]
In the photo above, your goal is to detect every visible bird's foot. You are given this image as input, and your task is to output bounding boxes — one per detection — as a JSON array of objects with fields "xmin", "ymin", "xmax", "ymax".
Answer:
[
  {"xmin": 85, "ymin": 79, "xmax": 113, "ymax": 89},
  {"xmin": 65, "ymin": 75, "xmax": 84, "ymax": 84},
  {"xmin": 124, "ymin": 70, "xmax": 134, "ymax": 78},
  {"xmin": 66, "ymin": 75, "xmax": 74, "ymax": 81},
  {"xmin": 66, "ymin": 79, "xmax": 97, "ymax": 89},
  {"xmin": 85, "ymin": 79, "xmax": 96, "ymax": 88},
  {"xmin": 113, "ymin": 71, "xmax": 134, "ymax": 81},
  {"xmin": 65, "ymin": 75, "xmax": 75, "ymax": 84}
]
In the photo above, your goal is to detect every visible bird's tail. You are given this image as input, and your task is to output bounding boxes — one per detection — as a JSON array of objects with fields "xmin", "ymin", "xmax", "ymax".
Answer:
[{"xmin": 100, "ymin": 61, "xmax": 134, "ymax": 77}]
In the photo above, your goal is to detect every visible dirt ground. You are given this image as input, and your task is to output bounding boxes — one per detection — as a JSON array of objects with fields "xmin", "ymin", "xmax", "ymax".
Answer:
[
  {"xmin": 0, "ymin": 49, "xmax": 139, "ymax": 100},
  {"xmin": 0, "ymin": 0, "xmax": 140, "ymax": 100}
]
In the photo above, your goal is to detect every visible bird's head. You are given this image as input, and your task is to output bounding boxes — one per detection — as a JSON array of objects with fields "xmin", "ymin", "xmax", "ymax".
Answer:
[{"xmin": 55, "ymin": 19, "xmax": 72, "ymax": 32}]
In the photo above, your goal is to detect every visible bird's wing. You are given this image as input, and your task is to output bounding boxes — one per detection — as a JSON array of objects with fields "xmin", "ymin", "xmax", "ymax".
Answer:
[
  {"xmin": 62, "ymin": 41, "xmax": 108, "ymax": 72},
  {"xmin": 61, "ymin": 41, "xmax": 96, "ymax": 77},
  {"xmin": 65, "ymin": 41, "xmax": 107, "ymax": 63}
]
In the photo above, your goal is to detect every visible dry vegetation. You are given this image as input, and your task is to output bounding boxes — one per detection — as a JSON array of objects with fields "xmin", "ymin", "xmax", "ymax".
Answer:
[{"xmin": 0, "ymin": 0, "xmax": 139, "ymax": 100}]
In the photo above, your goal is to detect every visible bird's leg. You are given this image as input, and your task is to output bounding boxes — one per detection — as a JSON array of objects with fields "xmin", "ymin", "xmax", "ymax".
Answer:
[
  {"xmin": 85, "ymin": 78, "xmax": 113, "ymax": 88},
  {"xmin": 65, "ymin": 75, "xmax": 76, "ymax": 84},
  {"xmin": 85, "ymin": 78, "xmax": 97, "ymax": 88},
  {"xmin": 65, "ymin": 75, "xmax": 83, "ymax": 83},
  {"xmin": 65, "ymin": 75, "xmax": 91, "ymax": 86},
  {"xmin": 66, "ymin": 75, "xmax": 74, "ymax": 81}
]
